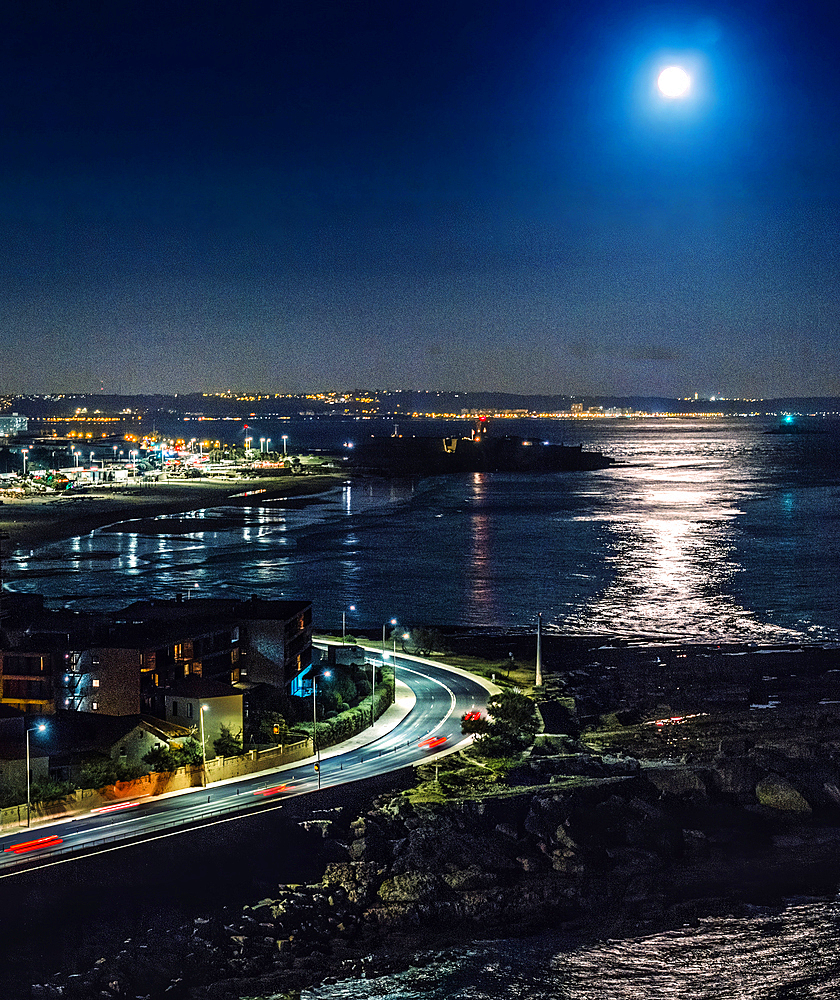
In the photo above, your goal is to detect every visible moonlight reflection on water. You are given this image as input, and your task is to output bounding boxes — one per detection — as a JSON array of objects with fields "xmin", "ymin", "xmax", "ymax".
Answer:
[{"xmin": 6, "ymin": 420, "xmax": 839, "ymax": 643}]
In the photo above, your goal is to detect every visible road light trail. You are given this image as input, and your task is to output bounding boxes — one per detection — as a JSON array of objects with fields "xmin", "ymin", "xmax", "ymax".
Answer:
[{"xmin": 0, "ymin": 654, "xmax": 496, "ymax": 875}]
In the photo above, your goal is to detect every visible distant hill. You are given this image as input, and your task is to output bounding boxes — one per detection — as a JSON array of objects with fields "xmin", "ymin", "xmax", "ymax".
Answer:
[{"xmin": 6, "ymin": 391, "xmax": 840, "ymax": 419}]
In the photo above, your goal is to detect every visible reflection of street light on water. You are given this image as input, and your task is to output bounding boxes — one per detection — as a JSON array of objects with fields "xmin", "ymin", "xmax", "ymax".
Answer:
[{"xmin": 26, "ymin": 723, "xmax": 47, "ymax": 827}]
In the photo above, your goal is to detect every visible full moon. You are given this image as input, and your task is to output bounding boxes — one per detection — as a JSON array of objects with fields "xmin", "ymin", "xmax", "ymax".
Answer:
[{"xmin": 657, "ymin": 65, "xmax": 691, "ymax": 98}]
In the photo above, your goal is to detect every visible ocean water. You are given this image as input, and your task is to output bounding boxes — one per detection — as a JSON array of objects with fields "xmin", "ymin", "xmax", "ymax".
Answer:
[
  {"xmin": 8, "ymin": 417, "xmax": 840, "ymax": 642},
  {"xmin": 299, "ymin": 899, "xmax": 840, "ymax": 1000},
  {"xmin": 7, "ymin": 417, "xmax": 840, "ymax": 996}
]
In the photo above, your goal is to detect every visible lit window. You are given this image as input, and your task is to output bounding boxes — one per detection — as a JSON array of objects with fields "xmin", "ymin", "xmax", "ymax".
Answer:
[
  {"xmin": 92, "ymin": 679, "xmax": 100, "ymax": 688},
  {"xmin": 91, "ymin": 702, "xmax": 98, "ymax": 710}
]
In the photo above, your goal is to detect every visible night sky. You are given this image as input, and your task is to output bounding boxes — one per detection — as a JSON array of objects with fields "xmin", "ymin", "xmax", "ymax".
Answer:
[{"xmin": 2, "ymin": 1, "xmax": 838, "ymax": 397}]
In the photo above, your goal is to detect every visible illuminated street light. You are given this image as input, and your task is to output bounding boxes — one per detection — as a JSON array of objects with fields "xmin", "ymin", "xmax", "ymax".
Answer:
[
  {"xmin": 378, "ymin": 618, "xmax": 397, "ymax": 723},
  {"xmin": 342, "ymin": 604, "xmax": 356, "ymax": 644},
  {"xmin": 266, "ymin": 438, "xmax": 271, "ymax": 454},
  {"xmin": 282, "ymin": 435, "xmax": 288, "ymax": 456},
  {"xmin": 26, "ymin": 723, "xmax": 47, "ymax": 828},
  {"xmin": 312, "ymin": 669, "xmax": 331, "ymax": 789},
  {"xmin": 390, "ymin": 631, "xmax": 410, "ymax": 702},
  {"xmin": 21, "ymin": 449, "xmax": 28, "ymax": 477},
  {"xmin": 259, "ymin": 437, "xmax": 265, "ymax": 454}
]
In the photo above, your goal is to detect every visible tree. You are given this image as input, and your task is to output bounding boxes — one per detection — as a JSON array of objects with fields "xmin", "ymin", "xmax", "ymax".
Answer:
[
  {"xmin": 462, "ymin": 691, "xmax": 540, "ymax": 756},
  {"xmin": 213, "ymin": 724, "xmax": 243, "ymax": 758},
  {"xmin": 178, "ymin": 737, "xmax": 205, "ymax": 766},
  {"xmin": 409, "ymin": 627, "xmax": 447, "ymax": 656}
]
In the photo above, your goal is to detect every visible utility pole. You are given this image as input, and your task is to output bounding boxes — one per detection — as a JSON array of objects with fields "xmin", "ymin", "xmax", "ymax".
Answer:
[
  {"xmin": 0, "ymin": 530, "xmax": 8, "ymax": 645},
  {"xmin": 535, "ymin": 612, "xmax": 542, "ymax": 688}
]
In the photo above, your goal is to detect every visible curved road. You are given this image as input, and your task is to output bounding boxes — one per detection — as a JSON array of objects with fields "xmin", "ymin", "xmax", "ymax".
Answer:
[{"xmin": 0, "ymin": 651, "xmax": 495, "ymax": 876}]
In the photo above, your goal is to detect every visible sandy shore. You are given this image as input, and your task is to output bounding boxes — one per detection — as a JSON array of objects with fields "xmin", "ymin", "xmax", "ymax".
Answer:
[{"xmin": 0, "ymin": 473, "xmax": 344, "ymax": 554}]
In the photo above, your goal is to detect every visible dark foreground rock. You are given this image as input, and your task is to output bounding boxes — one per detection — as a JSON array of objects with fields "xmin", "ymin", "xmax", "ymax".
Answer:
[{"xmin": 32, "ymin": 713, "xmax": 840, "ymax": 999}]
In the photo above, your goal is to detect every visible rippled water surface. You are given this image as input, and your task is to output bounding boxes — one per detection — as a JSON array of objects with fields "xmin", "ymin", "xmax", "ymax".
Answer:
[
  {"xmin": 296, "ymin": 900, "xmax": 840, "ymax": 1000},
  {"xmin": 8, "ymin": 418, "xmax": 840, "ymax": 641}
]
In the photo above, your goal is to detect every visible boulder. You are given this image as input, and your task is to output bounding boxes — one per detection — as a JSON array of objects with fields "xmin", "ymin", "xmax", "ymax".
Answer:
[
  {"xmin": 378, "ymin": 871, "xmax": 441, "ymax": 904},
  {"xmin": 643, "ymin": 764, "xmax": 709, "ymax": 800},
  {"xmin": 755, "ymin": 774, "xmax": 812, "ymax": 813}
]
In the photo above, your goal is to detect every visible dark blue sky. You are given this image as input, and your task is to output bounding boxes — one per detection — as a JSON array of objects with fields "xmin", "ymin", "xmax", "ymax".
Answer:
[{"xmin": 2, "ymin": 1, "xmax": 838, "ymax": 397}]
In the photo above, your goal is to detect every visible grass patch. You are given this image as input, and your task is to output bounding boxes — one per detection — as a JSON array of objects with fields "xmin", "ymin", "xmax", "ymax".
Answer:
[{"xmin": 406, "ymin": 750, "xmax": 522, "ymax": 804}]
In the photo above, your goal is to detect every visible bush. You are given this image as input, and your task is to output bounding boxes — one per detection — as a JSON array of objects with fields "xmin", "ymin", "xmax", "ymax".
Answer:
[
  {"xmin": 78, "ymin": 760, "xmax": 118, "ymax": 790},
  {"xmin": 213, "ymin": 725, "xmax": 243, "ymax": 758},
  {"xmin": 31, "ymin": 778, "xmax": 75, "ymax": 803},
  {"xmin": 143, "ymin": 745, "xmax": 182, "ymax": 772}
]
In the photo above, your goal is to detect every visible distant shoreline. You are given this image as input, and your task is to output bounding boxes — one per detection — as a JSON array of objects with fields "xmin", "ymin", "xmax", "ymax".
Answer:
[{"xmin": 0, "ymin": 473, "xmax": 343, "ymax": 555}]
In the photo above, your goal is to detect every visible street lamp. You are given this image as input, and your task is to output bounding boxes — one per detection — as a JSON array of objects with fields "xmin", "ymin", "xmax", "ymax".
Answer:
[
  {"xmin": 312, "ymin": 669, "xmax": 331, "ymax": 789},
  {"xmin": 382, "ymin": 618, "xmax": 397, "ymax": 655},
  {"xmin": 21, "ymin": 449, "xmax": 28, "ymax": 477},
  {"xmin": 282, "ymin": 435, "xmax": 288, "ymax": 456},
  {"xmin": 199, "ymin": 704, "xmax": 209, "ymax": 787},
  {"xmin": 392, "ymin": 631, "xmax": 409, "ymax": 700},
  {"xmin": 376, "ymin": 618, "xmax": 397, "ymax": 726},
  {"xmin": 245, "ymin": 437, "xmax": 252, "ymax": 453},
  {"xmin": 26, "ymin": 723, "xmax": 46, "ymax": 828},
  {"xmin": 259, "ymin": 437, "xmax": 265, "ymax": 454},
  {"xmin": 266, "ymin": 438, "xmax": 271, "ymax": 455},
  {"xmin": 342, "ymin": 604, "xmax": 356, "ymax": 644}
]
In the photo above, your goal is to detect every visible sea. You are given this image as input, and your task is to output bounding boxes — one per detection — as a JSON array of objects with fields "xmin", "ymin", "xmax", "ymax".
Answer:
[{"xmin": 7, "ymin": 415, "xmax": 840, "ymax": 997}]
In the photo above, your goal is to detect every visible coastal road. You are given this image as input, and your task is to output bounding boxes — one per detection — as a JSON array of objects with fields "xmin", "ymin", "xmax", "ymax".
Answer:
[{"xmin": 0, "ymin": 654, "xmax": 495, "ymax": 877}]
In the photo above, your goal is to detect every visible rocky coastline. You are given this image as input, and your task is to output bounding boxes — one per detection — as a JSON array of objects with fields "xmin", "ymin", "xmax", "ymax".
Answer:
[{"xmin": 31, "ymin": 652, "xmax": 840, "ymax": 999}]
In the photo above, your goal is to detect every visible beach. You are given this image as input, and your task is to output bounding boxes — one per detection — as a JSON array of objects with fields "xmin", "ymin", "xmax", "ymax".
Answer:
[{"xmin": 0, "ymin": 473, "xmax": 343, "ymax": 555}]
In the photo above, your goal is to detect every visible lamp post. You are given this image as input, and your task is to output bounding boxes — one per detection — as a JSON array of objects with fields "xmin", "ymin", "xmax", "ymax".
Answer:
[
  {"xmin": 377, "ymin": 618, "xmax": 397, "ymax": 725},
  {"xmin": 26, "ymin": 723, "xmax": 46, "ymax": 828},
  {"xmin": 199, "ymin": 704, "xmax": 209, "ymax": 787},
  {"xmin": 259, "ymin": 437, "xmax": 265, "ymax": 454},
  {"xmin": 312, "ymin": 669, "xmax": 331, "ymax": 789},
  {"xmin": 342, "ymin": 604, "xmax": 356, "ymax": 644},
  {"xmin": 266, "ymin": 438, "xmax": 271, "ymax": 455},
  {"xmin": 21, "ymin": 449, "xmax": 28, "ymax": 477},
  {"xmin": 392, "ymin": 632, "xmax": 409, "ymax": 702},
  {"xmin": 282, "ymin": 435, "xmax": 288, "ymax": 456}
]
